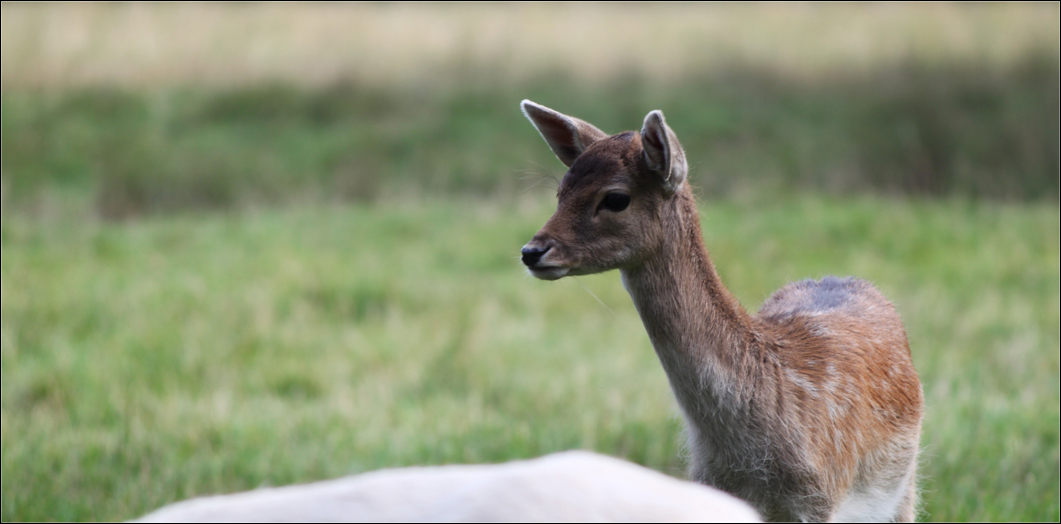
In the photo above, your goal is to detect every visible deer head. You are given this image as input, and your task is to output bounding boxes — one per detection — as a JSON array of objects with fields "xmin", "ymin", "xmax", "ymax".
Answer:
[{"xmin": 519, "ymin": 100, "xmax": 689, "ymax": 280}]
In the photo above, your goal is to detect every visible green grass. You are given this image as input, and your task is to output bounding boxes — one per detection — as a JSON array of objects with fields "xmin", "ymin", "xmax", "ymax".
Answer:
[
  {"xmin": 3, "ymin": 52, "xmax": 1058, "ymax": 220},
  {"xmin": 1, "ymin": 194, "xmax": 1057, "ymax": 521},
  {"xmin": 2, "ymin": 5, "xmax": 1056, "ymax": 520}
]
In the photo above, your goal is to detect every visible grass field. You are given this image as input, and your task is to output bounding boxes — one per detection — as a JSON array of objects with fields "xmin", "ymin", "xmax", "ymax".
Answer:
[
  {"xmin": 1, "ymin": 194, "xmax": 1058, "ymax": 521},
  {"xmin": 2, "ymin": 3, "xmax": 1059, "ymax": 216},
  {"xmin": 2, "ymin": 3, "xmax": 1059, "ymax": 522},
  {"xmin": 2, "ymin": 53, "xmax": 1057, "ymax": 222},
  {"xmin": 4, "ymin": 3, "xmax": 1058, "ymax": 89}
]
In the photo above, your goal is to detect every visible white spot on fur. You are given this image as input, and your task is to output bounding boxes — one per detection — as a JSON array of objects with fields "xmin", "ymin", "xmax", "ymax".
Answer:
[
  {"xmin": 785, "ymin": 369, "xmax": 820, "ymax": 398},
  {"xmin": 831, "ymin": 476, "xmax": 909, "ymax": 522}
]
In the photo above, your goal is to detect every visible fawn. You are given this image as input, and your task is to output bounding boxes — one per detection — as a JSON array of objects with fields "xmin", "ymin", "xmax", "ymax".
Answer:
[{"xmin": 519, "ymin": 100, "xmax": 923, "ymax": 522}]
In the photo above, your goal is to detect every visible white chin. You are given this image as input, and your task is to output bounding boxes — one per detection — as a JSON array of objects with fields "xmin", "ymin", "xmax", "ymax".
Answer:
[{"xmin": 528, "ymin": 267, "xmax": 570, "ymax": 281}]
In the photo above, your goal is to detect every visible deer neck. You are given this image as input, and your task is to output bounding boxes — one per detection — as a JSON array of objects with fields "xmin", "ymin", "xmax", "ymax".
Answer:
[{"xmin": 620, "ymin": 192, "xmax": 756, "ymax": 418}]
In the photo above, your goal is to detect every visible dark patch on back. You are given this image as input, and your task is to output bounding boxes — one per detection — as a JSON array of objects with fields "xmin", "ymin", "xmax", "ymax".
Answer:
[
  {"xmin": 805, "ymin": 276, "xmax": 856, "ymax": 310},
  {"xmin": 759, "ymin": 276, "xmax": 872, "ymax": 319}
]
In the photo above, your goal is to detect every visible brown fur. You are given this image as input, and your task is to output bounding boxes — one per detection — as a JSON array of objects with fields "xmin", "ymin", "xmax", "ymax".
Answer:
[{"xmin": 519, "ymin": 101, "xmax": 923, "ymax": 522}]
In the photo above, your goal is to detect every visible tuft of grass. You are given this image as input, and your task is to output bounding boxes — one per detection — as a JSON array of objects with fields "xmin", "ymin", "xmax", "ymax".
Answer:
[{"xmin": 1, "ymin": 194, "xmax": 1057, "ymax": 521}]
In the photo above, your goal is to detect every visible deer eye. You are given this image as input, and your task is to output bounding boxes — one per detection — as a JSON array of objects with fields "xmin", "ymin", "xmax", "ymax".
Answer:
[{"xmin": 599, "ymin": 192, "xmax": 631, "ymax": 213}]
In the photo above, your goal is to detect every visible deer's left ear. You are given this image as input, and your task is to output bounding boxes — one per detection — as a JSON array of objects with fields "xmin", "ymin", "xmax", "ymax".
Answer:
[
  {"xmin": 640, "ymin": 110, "xmax": 687, "ymax": 195},
  {"xmin": 521, "ymin": 100, "xmax": 609, "ymax": 168}
]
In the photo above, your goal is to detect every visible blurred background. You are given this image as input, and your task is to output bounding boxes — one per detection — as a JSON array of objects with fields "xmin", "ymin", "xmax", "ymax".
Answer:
[{"xmin": 1, "ymin": 3, "xmax": 1057, "ymax": 521}]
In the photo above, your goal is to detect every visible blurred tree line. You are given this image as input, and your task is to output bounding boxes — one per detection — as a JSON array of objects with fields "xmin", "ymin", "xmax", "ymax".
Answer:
[{"xmin": 2, "ymin": 52, "xmax": 1058, "ymax": 219}]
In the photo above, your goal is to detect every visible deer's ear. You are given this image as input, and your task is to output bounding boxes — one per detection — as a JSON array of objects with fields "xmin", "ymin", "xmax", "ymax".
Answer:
[
  {"xmin": 521, "ymin": 100, "xmax": 609, "ymax": 167},
  {"xmin": 640, "ymin": 110, "xmax": 688, "ymax": 195}
]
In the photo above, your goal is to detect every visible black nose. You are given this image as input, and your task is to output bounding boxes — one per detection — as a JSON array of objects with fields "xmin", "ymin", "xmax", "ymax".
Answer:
[{"xmin": 521, "ymin": 246, "xmax": 550, "ymax": 267}]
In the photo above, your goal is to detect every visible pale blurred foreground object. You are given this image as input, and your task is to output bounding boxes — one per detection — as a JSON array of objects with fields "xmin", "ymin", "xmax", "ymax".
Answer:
[{"xmin": 134, "ymin": 450, "xmax": 761, "ymax": 523}]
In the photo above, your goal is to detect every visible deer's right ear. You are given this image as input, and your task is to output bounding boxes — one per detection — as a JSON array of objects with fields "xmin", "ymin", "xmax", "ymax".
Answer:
[
  {"xmin": 521, "ymin": 100, "xmax": 608, "ymax": 167},
  {"xmin": 640, "ymin": 110, "xmax": 688, "ymax": 196}
]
